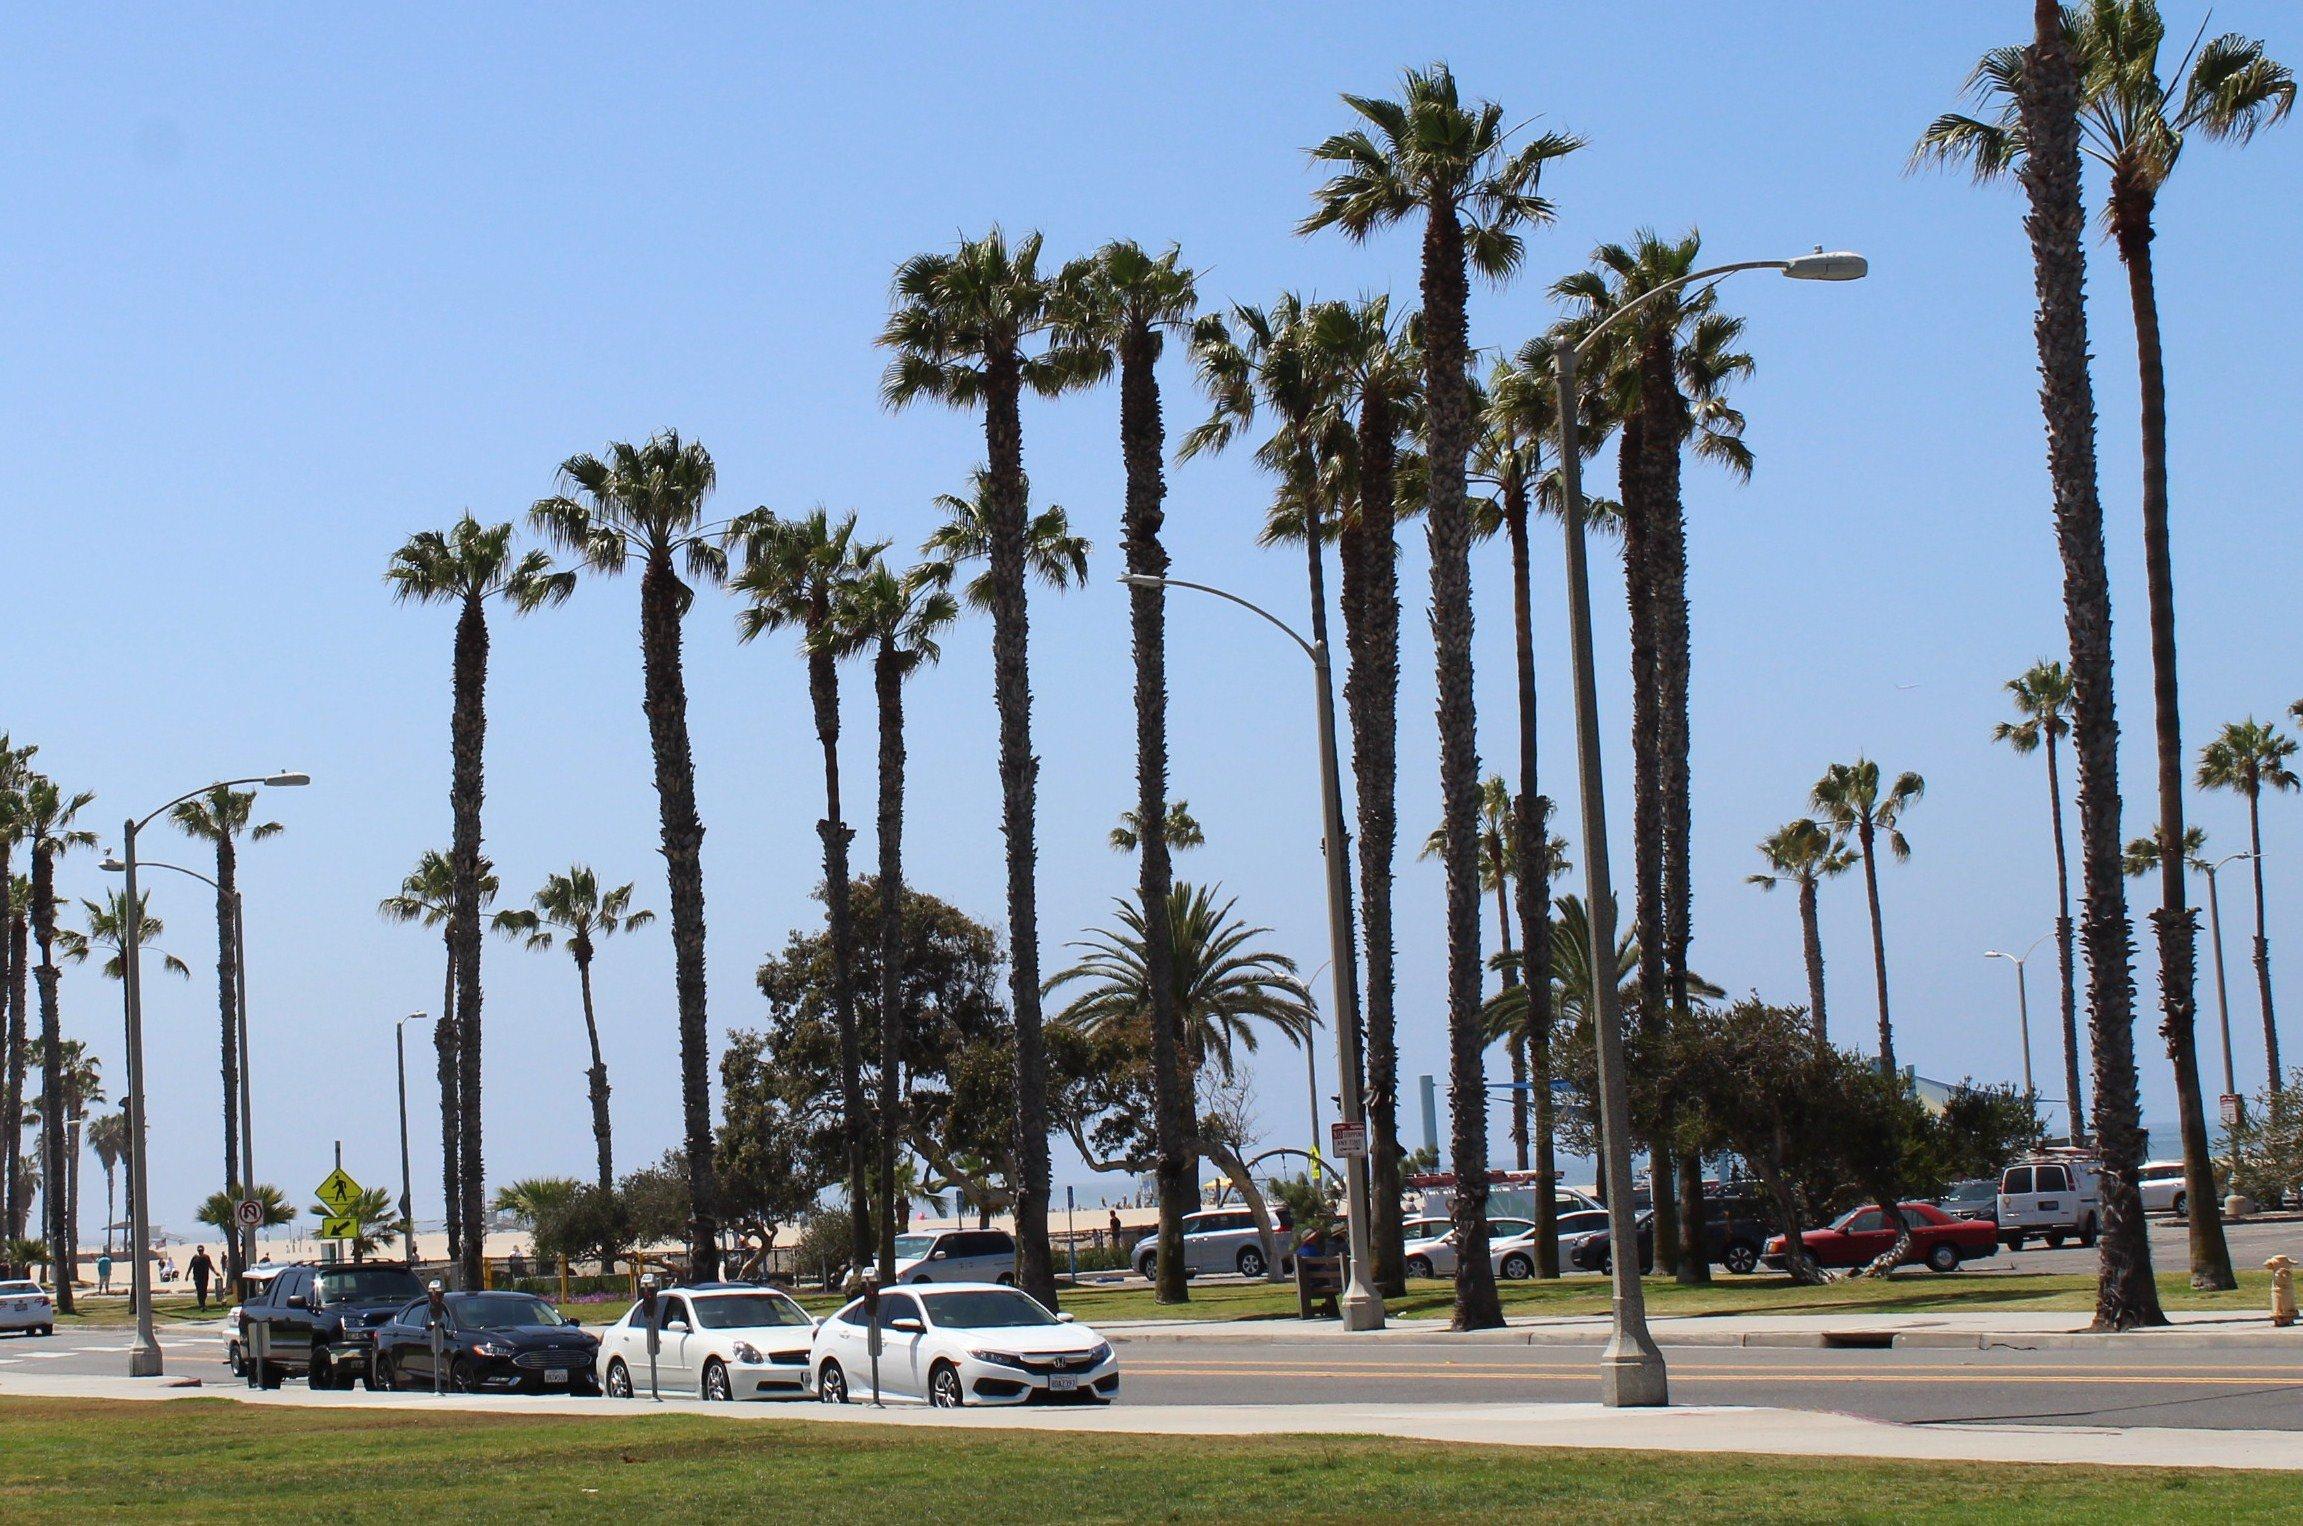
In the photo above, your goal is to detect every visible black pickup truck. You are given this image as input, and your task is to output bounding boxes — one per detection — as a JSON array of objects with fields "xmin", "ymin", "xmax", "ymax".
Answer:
[{"xmin": 240, "ymin": 1263, "xmax": 427, "ymax": 1389}]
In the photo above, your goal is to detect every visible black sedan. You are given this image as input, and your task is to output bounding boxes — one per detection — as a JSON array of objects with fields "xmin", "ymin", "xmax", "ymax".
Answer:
[
  {"xmin": 370, "ymin": 1291, "xmax": 600, "ymax": 1395},
  {"xmin": 1566, "ymin": 1199, "xmax": 1773, "ymax": 1276}
]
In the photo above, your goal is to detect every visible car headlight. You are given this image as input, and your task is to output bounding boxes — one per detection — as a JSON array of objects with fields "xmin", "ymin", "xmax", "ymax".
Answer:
[
  {"xmin": 470, "ymin": 1341, "xmax": 513, "ymax": 1359},
  {"xmin": 969, "ymin": 1349, "xmax": 1028, "ymax": 1370},
  {"xmin": 732, "ymin": 1342, "xmax": 765, "ymax": 1364}
]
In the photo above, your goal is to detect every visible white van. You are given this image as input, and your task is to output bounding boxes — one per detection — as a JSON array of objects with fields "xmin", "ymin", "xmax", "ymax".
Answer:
[
  {"xmin": 890, "ymin": 1229, "xmax": 1018, "ymax": 1285},
  {"xmin": 1997, "ymin": 1154, "xmax": 2102, "ymax": 1250}
]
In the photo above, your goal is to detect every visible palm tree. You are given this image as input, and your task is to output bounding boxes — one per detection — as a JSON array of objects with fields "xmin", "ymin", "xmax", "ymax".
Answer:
[
  {"xmin": 1302, "ymin": 61, "xmax": 1580, "ymax": 1332},
  {"xmin": 25, "ymin": 1039, "xmax": 102, "ymax": 1293},
  {"xmin": 1812, "ymin": 760, "xmax": 1925, "ymax": 1077},
  {"xmin": 0, "ymin": 735, "xmax": 38, "ymax": 1241},
  {"xmin": 169, "ymin": 785, "xmax": 283, "ymax": 1278},
  {"xmin": 1054, "ymin": 237, "xmax": 1204, "ymax": 1310},
  {"xmin": 1110, "ymin": 803, "xmax": 1203, "ymax": 854},
  {"xmin": 829, "ymin": 559, "xmax": 958, "ymax": 1278},
  {"xmin": 20, "ymin": 777, "xmax": 92, "ymax": 1312},
  {"xmin": 880, "ymin": 227, "xmax": 1092, "ymax": 1309},
  {"xmin": 86, "ymin": 1110, "xmax": 126, "ymax": 1260},
  {"xmin": 388, "ymin": 514, "xmax": 571, "ymax": 1287},
  {"xmin": 2, "ymin": 873, "xmax": 30, "ymax": 1242},
  {"xmin": 1422, "ymin": 776, "xmax": 1533, "ymax": 1165},
  {"xmin": 378, "ymin": 848, "xmax": 498, "ymax": 1268},
  {"xmin": 308, "ymin": 1185, "xmax": 396, "ymax": 1261},
  {"xmin": 728, "ymin": 506, "xmax": 885, "ymax": 1272},
  {"xmin": 492, "ymin": 1176, "xmax": 583, "ymax": 1229},
  {"xmin": 492, "ymin": 868, "xmax": 654, "ymax": 1196},
  {"xmin": 2199, "ymin": 719, "xmax": 2298, "ymax": 1092},
  {"xmin": 1748, "ymin": 818, "xmax": 1856, "ymax": 1047},
  {"xmin": 62, "ymin": 892, "xmax": 192, "ymax": 981},
  {"xmin": 532, "ymin": 429, "xmax": 730, "ymax": 1281},
  {"xmin": 197, "ymin": 1183, "xmax": 293, "ymax": 1242},
  {"xmin": 1991, "ymin": 661, "xmax": 2089, "ymax": 1145}
]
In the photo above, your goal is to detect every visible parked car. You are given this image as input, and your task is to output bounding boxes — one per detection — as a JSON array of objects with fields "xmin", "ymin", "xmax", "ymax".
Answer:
[
  {"xmin": 811, "ymin": 1282, "xmax": 1117, "ymax": 1408},
  {"xmin": 1567, "ymin": 1197, "xmax": 1773, "ymax": 1275},
  {"xmin": 596, "ymin": 1283, "xmax": 816, "ymax": 1401},
  {"xmin": 890, "ymin": 1228, "xmax": 1018, "ymax": 1286},
  {"xmin": 1935, "ymin": 1178, "xmax": 2000, "ymax": 1226},
  {"xmin": 1402, "ymin": 1218, "xmax": 1535, "ymax": 1279},
  {"xmin": 1763, "ymin": 1201, "xmax": 1999, "ymax": 1273},
  {"xmin": 1492, "ymin": 1209, "xmax": 1612, "ymax": 1280},
  {"xmin": 0, "ymin": 1278, "xmax": 53, "ymax": 1337},
  {"xmin": 369, "ymin": 1290, "xmax": 600, "ymax": 1395},
  {"xmin": 1998, "ymin": 1154, "xmax": 2102, "ymax": 1249},
  {"xmin": 2136, "ymin": 1160, "xmax": 2191, "ymax": 1217},
  {"xmin": 240, "ymin": 1263, "xmax": 427, "ymax": 1389},
  {"xmin": 223, "ymin": 1264, "xmax": 286, "ymax": 1374},
  {"xmin": 1132, "ymin": 1207, "xmax": 1294, "ymax": 1281}
]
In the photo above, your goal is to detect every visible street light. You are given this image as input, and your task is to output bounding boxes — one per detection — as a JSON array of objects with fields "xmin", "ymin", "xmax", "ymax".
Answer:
[
  {"xmin": 114, "ymin": 769, "xmax": 308, "ymax": 1377},
  {"xmin": 1984, "ymin": 933, "xmax": 2053, "ymax": 1101},
  {"xmin": 2198, "ymin": 851, "xmax": 2256, "ymax": 1103},
  {"xmin": 1301, "ymin": 958, "xmax": 1333, "ymax": 1186},
  {"xmin": 1118, "ymin": 570, "xmax": 1382, "ymax": 1331},
  {"xmin": 1551, "ymin": 248, "xmax": 1866, "ymax": 1408},
  {"xmin": 396, "ymin": 1014, "xmax": 433, "ymax": 1262}
]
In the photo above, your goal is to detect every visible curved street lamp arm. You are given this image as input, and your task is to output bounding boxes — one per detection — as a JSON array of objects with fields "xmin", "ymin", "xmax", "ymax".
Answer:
[
  {"xmin": 134, "ymin": 776, "xmax": 278, "ymax": 835},
  {"xmin": 1568, "ymin": 261, "xmax": 1791, "ymax": 362},
  {"xmin": 1129, "ymin": 575, "xmax": 1318, "ymax": 664}
]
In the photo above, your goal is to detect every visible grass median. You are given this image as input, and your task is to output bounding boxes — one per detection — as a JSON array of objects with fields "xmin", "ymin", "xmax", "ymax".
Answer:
[{"xmin": 0, "ymin": 1397, "xmax": 2292, "ymax": 1521}]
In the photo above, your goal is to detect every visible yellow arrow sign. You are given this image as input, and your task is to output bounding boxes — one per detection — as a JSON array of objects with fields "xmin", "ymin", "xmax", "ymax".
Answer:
[
  {"xmin": 314, "ymin": 1168, "xmax": 365, "ymax": 1214},
  {"xmin": 320, "ymin": 1215, "xmax": 361, "ymax": 1241}
]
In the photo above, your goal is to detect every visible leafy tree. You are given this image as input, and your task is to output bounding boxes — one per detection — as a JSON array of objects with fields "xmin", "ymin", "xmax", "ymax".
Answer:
[
  {"xmin": 533, "ymin": 430, "xmax": 731, "ymax": 1281},
  {"xmin": 615, "ymin": 1150, "xmax": 694, "ymax": 1255},
  {"xmin": 1748, "ymin": 818, "xmax": 1855, "ymax": 1047},
  {"xmin": 2199, "ymin": 718, "xmax": 2298, "ymax": 1091},
  {"xmin": 1935, "ymin": 1082, "xmax": 2047, "ymax": 1183},
  {"xmin": 2224, "ymin": 1070, "xmax": 2303, "ymax": 1206},
  {"xmin": 1812, "ymin": 759, "xmax": 1925, "ymax": 1076},
  {"xmin": 1989, "ymin": 661, "xmax": 2089, "ymax": 1146}
]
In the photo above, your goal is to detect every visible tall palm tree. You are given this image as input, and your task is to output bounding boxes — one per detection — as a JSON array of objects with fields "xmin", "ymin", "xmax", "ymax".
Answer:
[
  {"xmin": 1921, "ymin": 0, "xmax": 2288, "ymax": 1305},
  {"xmin": 2199, "ymin": 718, "xmax": 2298, "ymax": 1092},
  {"xmin": 1748, "ymin": 818, "xmax": 1856, "ymax": 1047},
  {"xmin": 1812, "ymin": 760, "xmax": 1925, "ymax": 1077},
  {"xmin": 0, "ymin": 735, "xmax": 37, "ymax": 1241},
  {"xmin": 729, "ymin": 506, "xmax": 885, "ymax": 1271},
  {"xmin": 2, "ymin": 873, "xmax": 30, "ymax": 1241},
  {"xmin": 20, "ymin": 777, "xmax": 92, "ymax": 1313},
  {"xmin": 388, "ymin": 514, "xmax": 571, "ymax": 1286},
  {"xmin": 829, "ymin": 559, "xmax": 958, "ymax": 1278},
  {"xmin": 1302, "ymin": 61, "xmax": 1580, "ymax": 1332},
  {"xmin": 1110, "ymin": 803, "xmax": 1203, "ymax": 853},
  {"xmin": 169, "ymin": 785, "xmax": 283, "ymax": 1279},
  {"xmin": 378, "ymin": 848, "xmax": 498, "ymax": 1268},
  {"xmin": 1054, "ymin": 238, "xmax": 1203, "ymax": 1309},
  {"xmin": 532, "ymin": 430, "xmax": 730, "ymax": 1280},
  {"xmin": 62, "ymin": 891, "xmax": 192, "ymax": 981},
  {"xmin": 493, "ymin": 868, "xmax": 654, "ymax": 1196},
  {"xmin": 1991, "ymin": 661, "xmax": 2089, "ymax": 1145},
  {"xmin": 1421, "ymin": 776, "xmax": 1528, "ymax": 1164},
  {"xmin": 2002, "ymin": 0, "xmax": 2163, "ymax": 1330},
  {"xmin": 27, "ymin": 1041, "xmax": 103, "ymax": 1283},
  {"xmin": 86, "ymin": 1110, "xmax": 126, "ymax": 1261}
]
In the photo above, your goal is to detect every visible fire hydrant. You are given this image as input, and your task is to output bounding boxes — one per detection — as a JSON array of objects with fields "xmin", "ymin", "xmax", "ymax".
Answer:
[{"xmin": 2268, "ymin": 1254, "xmax": 2297, "ymax": 1328}]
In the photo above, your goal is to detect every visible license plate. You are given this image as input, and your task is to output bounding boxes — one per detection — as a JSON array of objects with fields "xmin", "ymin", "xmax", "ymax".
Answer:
[
  {"xmin": 1048, "ymin": 1373, "xmax": 1079, "ymax": 1392},
  {"xmin": 544, "ymin": 1369, "xmax": 569, "ymax": 1384}
]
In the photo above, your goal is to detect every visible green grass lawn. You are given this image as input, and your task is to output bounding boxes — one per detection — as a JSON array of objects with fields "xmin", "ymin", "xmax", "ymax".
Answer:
[{"xmin": 0, "ymin": 1397, "xmax": 2291, "ymax": 1522}]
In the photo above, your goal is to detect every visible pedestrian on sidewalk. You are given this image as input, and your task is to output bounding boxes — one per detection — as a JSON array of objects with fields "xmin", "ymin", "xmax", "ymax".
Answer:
[
  {"xmin": 188, "ymin": 1245, "xmax": 215, "ymax": 1310},
  {"xmin": 96, "ymin": 1252, "xmax": 112, "ymax": 1294}
]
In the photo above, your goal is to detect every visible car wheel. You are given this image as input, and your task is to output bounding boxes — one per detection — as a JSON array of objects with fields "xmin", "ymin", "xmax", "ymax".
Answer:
[
  {"xmin": 2005, "ymin": 1232, "xmax": 2025, "ymax": 1253},
  {"xmin": 928, "ymin": 1361, "xmax": 964, "ymax": 1409},
  {"xmin": 1405, "ymin": 1255, "xmax": 1434, "ymax": 1279},
  {"xmin": 2172, "ymin": 1191, "xmax": 2188, "ymax": 1218},
  {"xmin": 258, "ymin": 1360, "xmax": 283, "ymax": 1391},
  {"xmin": 227, "ymin": 1341, "xmax": 245, "ymax": 1377},
  {"xmin": 911, "ymin": 1275, "xmax": 932, "ymax": 1286},
  {"xmin": 2079, "ymin": 1215, "xmax": 2099, "ymax": 1248},
  {"xmin": 2044, "ymin": 1232, "xmax": 2066, "ymax": 1249},
  {"xmin": 702, "ymin": 1358, "xmax": 732, "ymax": 1402},
  {"xmin": 450, "ymin": 1358, "xmax": 480, "ymax": 1394},
  {"xmin": 605, "ymin": 1358, "xmax": 633, "ymax": 1398},
  {"xmin": 1135, "ymin": 1256, "xmax": 1156, "ymax": 1281},
  {"xmin": 1926, "ymin": 1243, "xmax": 1961, "ymax": 1275},
  {"xmin": 818, "ymin": 1359, "xmax": 849, "ymax": 1404},
  {"xmin": 1236, "ymin": 1246, "xmax": 1267, "ymax": 1279},
  {"xmin": 369, "ymin": 1353, "xmax": 394, "ymax": 1392},
  {"xmin": 1500, "ymin": 1253, "xmax": 1533, "ymax": 1281},
  {"xmin": 309, "ymin": 1352, "xmax": 335, "ymax": 1390},
  {"xmin": 995, "ymin": 1273, "xmax": 1017, "ymax": 1287},
  {"xmin": 1723, "ymin": 1242, "xmax": 1760, "ymax": 1276}
]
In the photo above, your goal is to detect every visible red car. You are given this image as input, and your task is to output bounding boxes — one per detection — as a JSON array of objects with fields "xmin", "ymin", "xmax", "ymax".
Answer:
[{"xmin": 1762, "ymin": 1200, "xmax": 1998, "ymax": 1274}]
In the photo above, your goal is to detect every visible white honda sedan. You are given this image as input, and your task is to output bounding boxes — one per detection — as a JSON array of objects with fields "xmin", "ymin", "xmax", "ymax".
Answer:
[
  {"xmin": 0, "ymin": 1279, "xmax": 53, "ymax": 1336},
  {"xmin": 596, "ymin": 1284, "xmax": 818, "ymax": 1401},
  {"xmin": 810, "ymin": 1283, "xmax": 1118, "ymax": 1408}
]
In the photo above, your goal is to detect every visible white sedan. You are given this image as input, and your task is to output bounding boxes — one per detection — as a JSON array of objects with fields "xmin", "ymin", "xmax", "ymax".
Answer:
[
  {"xmin": 1491, "ymin": 1209, "xmax": 1613, "ymax": 1279},
  {"xmin": 0, "ymin": 1279, "xmax": 53, "ymax": 1336},
  {"xmin": 596, "ymin": 1284, "xmax": 819, "ymax": 1400},
  {"xmin": 1403, "ymin": 1218, "xmax": 1535, "ymax": 1279},
  {"xmin": 810, "ymin": 1282, "xmax": 1118, "ymax": 1408}
]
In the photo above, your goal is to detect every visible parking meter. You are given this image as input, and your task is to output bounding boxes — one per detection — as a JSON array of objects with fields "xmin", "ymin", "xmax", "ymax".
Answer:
[
  {"xmin": 425, "ymin": 1279, "xmax": 447, "ymax": 1397},
  {"xmin": 638, "ymin": 1272, "xmax": 661, "ymax": 1402},
  {"xmin": 860, "ymin": 1269, "xmax": 882, "ymax": 1408}
]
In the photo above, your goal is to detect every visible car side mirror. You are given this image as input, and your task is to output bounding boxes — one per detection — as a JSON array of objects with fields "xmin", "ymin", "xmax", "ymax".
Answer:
[
  {"xmin": 889, "ymin": 1316, "xmax": 924, "ymax": 1334},
  {"xmin": 930, "ymin": 1250, "xmax": 946, "ymax": 1260},
  {"xmin": 285, "ymin": 1294, "xmax": 309, "ymax": 1310},
  {"xmin": 664, "ymin": 1319, "xmax": 690, "ymax": 1334},
  {"xmin": 1057, "ymin": 1312, "xmax": 1077, "ymax": 1323},
  {"xmin": 565, "ymin": 1316, "xmax": 583, "ymax": 1327}
]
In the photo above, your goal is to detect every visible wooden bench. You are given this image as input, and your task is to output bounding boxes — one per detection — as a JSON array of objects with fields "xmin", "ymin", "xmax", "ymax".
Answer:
[{"xmin": 1295, "ymin": 1253, "xmax": 1345, "ymax": 1319}]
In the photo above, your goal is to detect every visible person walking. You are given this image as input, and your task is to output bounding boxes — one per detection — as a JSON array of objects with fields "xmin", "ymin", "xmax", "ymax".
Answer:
[
  {"xmin": 1108, "ymin": 1208, "xmax": 1124, "ymax": 1248},
  {"xmin": 187, "ymin": 1245, "xmax": 215, "ymax": 1310},
  {"xmin": 95, "ymin": 1252, "xmax": 112, "ymax": 1294}
]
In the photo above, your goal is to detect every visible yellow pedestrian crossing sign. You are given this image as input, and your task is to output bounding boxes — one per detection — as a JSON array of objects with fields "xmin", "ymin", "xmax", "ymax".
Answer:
[
  {"xmin": 320, "ymin": 1215, "xmax": 361, "ymax": 1241},
  {"xmin": 314, "ymin": 1167, "xmax": 365, "ymax": 1215}
]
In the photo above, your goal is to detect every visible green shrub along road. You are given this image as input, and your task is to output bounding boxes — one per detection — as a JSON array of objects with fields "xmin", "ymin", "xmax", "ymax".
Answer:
[{"xmin": 0, "ymin": 1399, "xmax": 2290, "ymax": 1522}]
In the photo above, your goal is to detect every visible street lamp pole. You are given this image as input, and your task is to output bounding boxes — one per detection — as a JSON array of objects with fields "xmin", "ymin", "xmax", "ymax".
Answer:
[
  {"xmin": 1984, "ymin": 934, "xmax": 2052, "ymax": 1100},
  {"xmin": 116, "ymin": 771, "xmax": 308, "ymax": 1377},
  {"xmin": 1119, "ymin": 572, "xmax": 1382, "ymax": 1331},
  {"xmin": 2201, "ymin": 852, "xmax": 2253, "ymax": 1102},
  {"xmin": 396, "ymin": 1014, "xmax": 429, "ymax": 1260},
  {"xmin": 1302, "ymin": 958, "xmax": 1333, "ymax": 1186},
  {"xmin": 1551, "ymin": 247, "xmax": 1865, "ymax": 1408}
]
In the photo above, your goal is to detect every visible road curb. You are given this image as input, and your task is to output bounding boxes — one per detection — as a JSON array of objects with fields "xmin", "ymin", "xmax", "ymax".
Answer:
[{"xmin": 1105, "ymin": 1322, "xmax": 2302, "ymax": 1351}]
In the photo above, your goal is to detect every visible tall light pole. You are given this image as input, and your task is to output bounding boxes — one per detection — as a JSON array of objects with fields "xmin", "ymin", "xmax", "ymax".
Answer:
[
  {"xmin": 1118, "ymin": 571, "xmax": 1382, "ymax": 1331},
  {"xmin": 1984, "ymin": 933, "xmax": 2053, "ymax": 1100},
  {"xmin": 115, "ymin": 770, "xmax": 308, "ymax": 1376},
  {"xmin": 1303, "ymin": 958, "xmax": 1333, "ymax": 1185},
  {"xmin": 396, "ymin": 1014, "xmax": 431, "ymax": 1261},
  {"xmin": 1551, "ymin": 248, "xmax": 1865, "ymax": 1407},
  {"xmin": 2200, "ymin": 851, "xmax": 2255, "ymax": 1103}
]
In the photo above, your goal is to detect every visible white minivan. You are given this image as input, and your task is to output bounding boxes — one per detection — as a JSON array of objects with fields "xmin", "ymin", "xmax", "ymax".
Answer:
[
  {"xmin": 891, "ymin": 1229, "xmax": 1018, "ymax": 1285},
  {"xmin": 1997, "ymin": 1154, "xmax": 2102, "ymax": 1250},
  {"xmin": 1132, "ymin": 1207, "xmax": 1292, "ymax": 1280}
]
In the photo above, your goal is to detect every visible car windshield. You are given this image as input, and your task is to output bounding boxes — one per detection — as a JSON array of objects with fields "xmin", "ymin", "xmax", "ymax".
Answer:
[
  {"xmin": 1943, "ymin": 1181, "xmax": 1994, "ymax": 1204},
  {"xmin": 694, "ymin": 1293, "xmax": 811, "ymax": 1330},
  {"xmin": 455, "ymin": 1293, "xmax": 563, "ymax": 1330},
  {"xmin": 317, "ymin": 1269, "xmax": 423, "ymax": 1305},
  {"xmin": 893, "ymin": 1234, "xmax": 938, "ymax": 1260},
  {"xmin": 919, "ymin": 1289, "xmax": 1060, "ymax": 1330},
  {"xmin": 0, "ymin": 1281, "xmax": 41, "ymax": 1295}
]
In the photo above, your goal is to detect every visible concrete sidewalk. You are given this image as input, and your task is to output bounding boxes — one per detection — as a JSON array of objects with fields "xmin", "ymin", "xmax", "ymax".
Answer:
[
  {"xmin": 3, "ymin": 1371, "xmax": 2299, "ymax": 1473},
  {"xmin": 1099, "ymin": 1307, "xmax": 2303, "ymax": 1351}
]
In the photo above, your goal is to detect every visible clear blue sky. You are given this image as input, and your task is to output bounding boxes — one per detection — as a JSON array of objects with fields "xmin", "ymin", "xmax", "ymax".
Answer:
[{"xmin": 7, "ymin": 4, "xmax": 2300, "ymax": 1238}]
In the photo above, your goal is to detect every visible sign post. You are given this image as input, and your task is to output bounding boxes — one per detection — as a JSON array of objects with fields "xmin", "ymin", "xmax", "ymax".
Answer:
[{"xmin": 2221, "ymin": 1094, "xmax": 2245, "ymax": 1130}]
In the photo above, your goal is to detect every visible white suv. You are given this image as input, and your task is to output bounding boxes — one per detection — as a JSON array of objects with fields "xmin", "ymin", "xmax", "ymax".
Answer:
[
  {"xmin": 1133, "ymin": 1208, "xmax": 1292, "ymax": 1280},
  {"xmin": 1998, "ymin": 1155, "xmax": 2102, "ymax": 1250},
  {"xmin": 891, "ymin": 1229, "xmax": 1018, "ymax": 1285},
  {"xmin": 2136, "ymin": 1160, "xmax": 2191, "ymax": 1216}
]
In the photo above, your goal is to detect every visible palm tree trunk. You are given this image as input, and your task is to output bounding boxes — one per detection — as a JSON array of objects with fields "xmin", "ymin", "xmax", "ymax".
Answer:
[
  {"xmin": 640, "ymin": 544, "xmax": 720, "ymax": 1281},
  {"xmin": 2, "ymin": 901, "xmax": 26, "ymax": 1242},
  {"xmin": 1504, "ymin": 482, "xmax": 1560, "ymax": 1276},
  {"xmin": 2246, "ymin": 796, "xmax": 2281, "ymax": 1091},
  {"xmin": 809, "ymin": 644, "xmax": 870, "ymax": 1275},
  {"xmin": 32, "ymin": 843, "xmax": 70, "ymax": 1313},
  {"xmin": 1859, "ymin": 819, "xmax": 1895, "ymax": 1076},
  {"xmin": 1493, "ymin": 874, "xmax": 1528, "ymax": 1170},
  {"xmin": 1799, "ymin": 875, "xmax": 1828, "ymax": 1046},
  {"xmin": 1421, "ymin": 193, "xmax": 1503, "ymax": 1332},
  {"xmin": 2114, "ymin": 187, "xmax": 2232, "ymax": 1290},
  {"xmin": 1120, "ymin": 321, "xmax": 1194, "ymax": 1308},
  {"xmin": 981, "ymin": 351, "xmax": 1054, "ymax": 1307},
  {"xmin": 0, "ymin": 847, "xmax": 13, "ymax": 1243},
  {"xmin": 436, "ymin": 936, "xmax": 461, "ymax": 1270},
  {"xmin": 2018, "ymin": 0, "xmax": 2162, "ymax": 1330},
  {"xmin": 574, "ymin": 949, "xmax": 614, "ymax": 1196},
  {"xmin": 875, "ymin": 638, "xmax": 907, "ymax": 1282},
  {"xmin": 211, "ymin": 832, "xmax": 243, "ymax": 1284},
  {"xmin": 448, "ymin": 592, "xmax": 490, "ymax": 1290},
  {"xmin": 2045, "ymin": 730, "xmax": 2086, "ymax": 1142}
]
